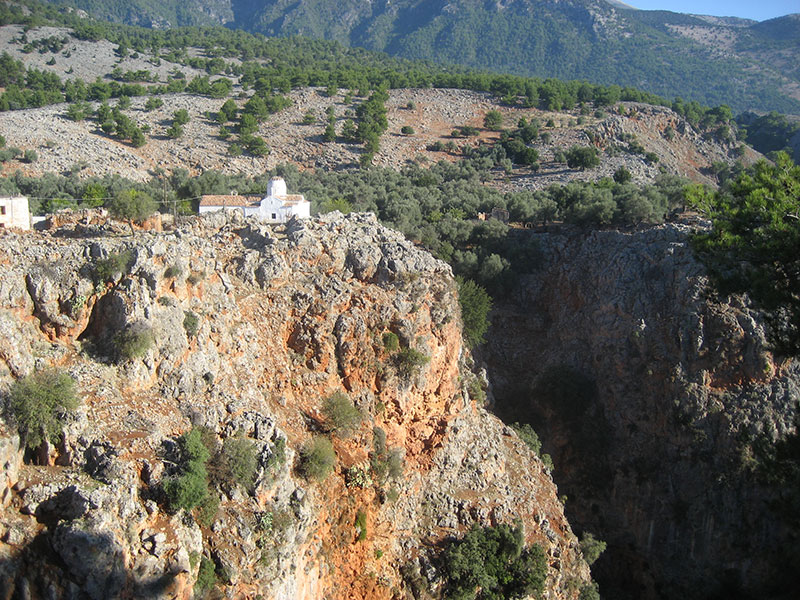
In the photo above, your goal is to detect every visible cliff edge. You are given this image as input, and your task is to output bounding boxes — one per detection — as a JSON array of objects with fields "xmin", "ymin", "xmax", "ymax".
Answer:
[{"xmin": 0, "ymin": 212, "xmax": 590, "ymax": 599}]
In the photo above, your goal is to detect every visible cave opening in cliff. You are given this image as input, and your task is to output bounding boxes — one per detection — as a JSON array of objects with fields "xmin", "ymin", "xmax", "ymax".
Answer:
[{"xmin": 77, "ymin": 292, "xmax": 119, "ymax": 357}]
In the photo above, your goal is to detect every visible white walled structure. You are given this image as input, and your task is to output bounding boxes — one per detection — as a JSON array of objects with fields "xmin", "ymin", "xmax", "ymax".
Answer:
[
  {"xmin": 0, "ymin": 197, "xmax": 31, "ymax": 230},
  {"xmin": 199, "ymin": 178, "xmax": 310, "ymax": 223}
]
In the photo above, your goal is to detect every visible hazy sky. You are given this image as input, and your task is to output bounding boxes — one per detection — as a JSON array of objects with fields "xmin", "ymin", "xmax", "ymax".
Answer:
[{"xmin": 626, "ymin": 1, "xmax": 798, "ymax": 21}]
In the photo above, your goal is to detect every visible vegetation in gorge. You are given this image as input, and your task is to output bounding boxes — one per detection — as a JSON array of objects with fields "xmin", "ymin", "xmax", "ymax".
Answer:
[
  {"xmin": 440, "ymin": 522, "xmax": 547, "ymax": 600},
  {"xmin": 688, "ymin": 152, "xmax": 800, "ymax": 355}
]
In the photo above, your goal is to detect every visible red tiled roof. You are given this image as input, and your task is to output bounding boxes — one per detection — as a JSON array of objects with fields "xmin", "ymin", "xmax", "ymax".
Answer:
[{"xmin": 199, "ymin": 195, "xmax": 261, "ymax": 208}]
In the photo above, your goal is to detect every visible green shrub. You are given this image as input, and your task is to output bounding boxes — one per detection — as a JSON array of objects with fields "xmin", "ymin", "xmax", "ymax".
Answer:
[
  {"xmin": 187, "ymin": 271, "xmax": 205, "ymax": 285},
  {"xmin": 196, "ymin": 491, "xmax": 219, "ymax": 527},
  {"xmin": 321, "ymin": 198, "xmax": 353, "ymax": 214},
  {"xmin": 173, "ymin": 109, "xmax": 190, "ymax": 126},
  {"xmin": 164, "ymin": 428, "xmax": 211, "ymax": 512},
  {"xmin": 484, "ymin": 110, "xmax": 504, "ymax": 130},
  {"xmin": 467, "ymin": 376, "xmax": 486, "ymax": 404},
  {"xmin": 541, "ymin": 453, "xmax": 554, "ymax": 471},
  {"xmin": 613, "ymin": 166, "xmax": 632, "ymax": 184},
  {"xmin": 579, "ymin": 582, "xmax": 601, "ymax": 600},
  {"xmin": 386, "ymin": 448, "xmax": 403, "ymax": 479},
  {"xmin": 511, "ymin": 422, "xmax": 553, "ymax": 469},
  {"xmin": 23, "ymin": 149, "xmax": 37, "ymax": 163},
  {"xmin": 166, "ymin": 123, "xmax": 183, "ymax": 139},
  {"xmin": 394, "ymin": 347, "xmax": 430, "ymax": 379},
  {"xmin": 299, "ymin": 436, "xmax": 335, "ymax": 481},
  {"xmin": 164, "ymin": 464, "xmax": 208, "ymax": 512},
  {"xmin": 217, "ymin": 435, "xmax": 259, "ymax": 492},
  {"xmin": 580, "ymin": 532, "xmax": 607, "ymax": 566},
  {"xmin": 183, "ymin": 311, "xmax": 200, "ymax": 338},
  {"xmin": 401, "ymin": 125, "xmax": 415, "ymax": 135},
  {"xmin": 687, "ymin": 153, "xmax": 800, "ymax": 355},
  {"xmin": 566, "ymin": 146, "xmax": 600, "ymax": 170},
  {"xmin": 114, "ymin": 324, "xmax": 155, "ymax": 361},
  {"xmin": 144, "ymin": 97, "xmax": 163, "ymax": 111},
  {"xmin": 194, "ymin": 556, "xmax": 216, "ymax": 595},
  {"xmin": 266, "ymin": 437, "xmax": 286, "ymax": 472},
  {"xmin": 182, "ymin": 427, "xmax": 212, "ymax": 464},
  {"xmin": 9, "ymin": 369, "xmax": 78, "ymax": 450},
  {"xmin": 322, "ymin": 391, "xmax": 362, "ymax": 435},
  {"xmin": 109, "ymin": 190, "xmax": 157, "ymax": 234},
  {"xmin": 370, "ymin": 427, "xmax": 404, "ymax": 483},
  {"xmin": 511, "ymin": 422, "xmax": 542, "ymax": 455},
  {"xmin": 355, "ymin": 508, "xmax": 367, "ymax": 542},
  {"xmin": 163, "ymin": 264, "xmax": 183, "ymax": 279},
  {"xmin": 644, "ymin": 151, "xmax": 659, "ymax": 164},
  {"xmin": 442, "ymin": 523, "xmax": 547, "ymax": 600},
  {"xmin": 382, "ymin": 331, "xmax": 399, "ymax": 352},
  {"xmin": 94, "ymin": 250, "xmax": 133, "ymax": 283}
]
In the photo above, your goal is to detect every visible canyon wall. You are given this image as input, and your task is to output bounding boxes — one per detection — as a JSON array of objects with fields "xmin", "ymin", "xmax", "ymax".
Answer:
[{"xmin": 486, "ymin": 223, "xmax": 800, "ymax": 599}]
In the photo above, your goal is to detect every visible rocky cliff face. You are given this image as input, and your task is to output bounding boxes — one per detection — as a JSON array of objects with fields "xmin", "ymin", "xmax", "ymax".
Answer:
[
  {"xmin": 0, "ymin": 212, "xmax": 590, "ymax": 599},
  {"xmin": 485, "ymin": 223, "xmax": 800, "ymax": 599}
]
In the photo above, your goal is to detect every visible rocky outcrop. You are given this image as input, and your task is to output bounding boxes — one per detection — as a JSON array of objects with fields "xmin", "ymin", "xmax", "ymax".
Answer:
[
  {"xmin": 0, "ymin": 212, "xmax": 590, "ymax": 599},
  {"xmin": 485, "ymin": 222, "xmax": 800, "ymax": 599}
]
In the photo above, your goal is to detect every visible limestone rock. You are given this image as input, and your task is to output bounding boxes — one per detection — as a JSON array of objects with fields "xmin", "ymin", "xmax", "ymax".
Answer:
[{"xmin": 0, "ymin": 213, "xmax": 587, "ymax": 600}]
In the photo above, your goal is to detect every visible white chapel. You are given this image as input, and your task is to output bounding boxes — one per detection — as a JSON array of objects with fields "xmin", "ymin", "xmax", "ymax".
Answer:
[{"xmin": 199, "ymin": 177, "xmax": 310, "ymax": 223}]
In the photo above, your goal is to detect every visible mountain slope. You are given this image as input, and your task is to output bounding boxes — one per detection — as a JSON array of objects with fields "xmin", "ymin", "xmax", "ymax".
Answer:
[{"xmin": 39, "ymin": 0, "xmax": 800, "ymax": 114}]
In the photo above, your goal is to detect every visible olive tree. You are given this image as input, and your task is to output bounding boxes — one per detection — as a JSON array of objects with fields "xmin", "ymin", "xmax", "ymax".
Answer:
[{"xmin": 109, "ymin": 189, "xmax": 157, "ymax": 235}]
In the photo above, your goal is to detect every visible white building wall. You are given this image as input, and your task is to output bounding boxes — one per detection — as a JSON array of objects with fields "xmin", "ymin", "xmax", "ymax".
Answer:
[
  {"xmin": 199, "ymin": 205, "xmax": 244, "ymax": 215},
  {"xmin": 259, "ymin": 197, "xmax": 287, "ymax": 223},
  {"xmin": 0, "ymin": 197, "xmax": 30, "ymax": 230}
]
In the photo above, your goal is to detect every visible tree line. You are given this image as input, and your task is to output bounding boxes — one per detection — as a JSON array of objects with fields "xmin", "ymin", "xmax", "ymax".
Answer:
[{"xmin": 0, "ymin": 0, "xmax": 738, "ymax": 137}]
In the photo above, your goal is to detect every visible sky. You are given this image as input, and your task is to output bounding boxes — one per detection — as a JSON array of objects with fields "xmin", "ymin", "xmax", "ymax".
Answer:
[{"xmin": 626, "ymin": 1, "xmax": 799, "ymax": 21}]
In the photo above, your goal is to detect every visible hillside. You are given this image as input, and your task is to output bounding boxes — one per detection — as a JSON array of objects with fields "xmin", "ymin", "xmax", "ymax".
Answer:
[
  {"xmin": 0, "ymin": 25, "xmax": 756, "ymax": 197},
  {"xmin": 37, "ymin": 0, "xmax": 800, "ymax": 114},
  {"xmin": 0, "ymin": 86, "xmax": 752, "ymax": 191}
]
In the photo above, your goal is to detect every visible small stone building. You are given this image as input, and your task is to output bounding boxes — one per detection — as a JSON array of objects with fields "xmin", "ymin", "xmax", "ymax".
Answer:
[
  {"xmin": 199, "ymin": 177, "xmax": 310, "ymax": 223},
  {"xmin": 0, "ymin": 196, "xmax": 30, "ymax": 230}
]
